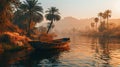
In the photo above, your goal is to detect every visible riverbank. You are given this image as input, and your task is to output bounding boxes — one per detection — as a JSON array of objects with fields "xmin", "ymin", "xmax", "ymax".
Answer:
[
  {"xmin": 0, "ymin": 32, "xmax": 33, "ymax": 53},
  {"xmin": 81, "ymin": 29, "xmax": 120, "ymax": 38}
]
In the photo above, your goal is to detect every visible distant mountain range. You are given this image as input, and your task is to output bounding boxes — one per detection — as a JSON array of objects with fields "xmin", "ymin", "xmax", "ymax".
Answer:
[
  {"xmin": 54, "ymin": 17, "xmax": 91, "ymax": 31},
  {"xmin": 37, "ymin": 16, "xmax": 120, "ymax": 32},
  {"xmin": 54, "ymin": 17, "xmax": 120, "ymax": 31}
]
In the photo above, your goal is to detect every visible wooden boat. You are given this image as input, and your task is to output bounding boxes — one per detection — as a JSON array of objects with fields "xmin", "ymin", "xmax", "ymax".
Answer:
[{"xmin": 28, "ymin": 38, "xmax": 70, "ymax": 50}]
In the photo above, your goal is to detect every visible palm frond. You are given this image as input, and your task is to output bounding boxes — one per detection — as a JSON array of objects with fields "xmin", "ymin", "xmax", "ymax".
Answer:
[
  {"xmin": 32, "ymin": 12, "xmax": 43, "ymax": 22},
  {"xmin": 45, "ymin": 14, "xmax": 53, "ymax": 21},
  {"xmin": 53, "ymin": 14, "xmax": 61, "ymax": 21},
  {"xmin": 98, "ymin": 12, "xmax": 103, "ymax": 17},
  {"xmin": 13, "ymin": 0, "xmax": 43, "ymax": 33},
  {"xmin": 45, "ymin": 7, "xmax": 61, "ymax": 21},
  {"xmin": 19, "ymin": 4, "xmax": 28, "ymax": 11},
  {"xmin": 32, "ymin": 5, "xmax": 43, "ymax": 13},
  {"xmin": 94, "ymin": 17, "xmax": 99, "ymax": 22},
  {"xmin": 45, "ymin": 7, "xmax": 59, "ymax": 14}
]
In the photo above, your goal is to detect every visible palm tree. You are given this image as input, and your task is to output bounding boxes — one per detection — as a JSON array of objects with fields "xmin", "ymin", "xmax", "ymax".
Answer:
[
  {"xmin": 104, "ymin": 10, "xmax": 111, "ymax": 29},
  {"xmin": 98, "ymin": 12, "xmax": 103, "ymax": 23},
  {"xmin": 45, "ymin": 7, "xmax": 61, "ymax": 34},
  {"xmin": 94, "ymin": 17, "xmax": 99, "ymax": 31},
  {"xmin": 14, "ymin": 0, "xmax": 43, "ymax": 36}
]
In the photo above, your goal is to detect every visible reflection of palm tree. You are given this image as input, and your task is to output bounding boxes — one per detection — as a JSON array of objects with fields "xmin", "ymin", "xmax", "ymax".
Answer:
[
  {"xmin": 98, "ymin": 37, "xmax": 111, "ymax": 67},
  {"xmin": 91, "ymin": 37, "xmax": 100, "ymax": 67},
  {"xmin": 14, "ymin": 0, "xmax": 43, "ymax": 36},
  {"xmin": 45, "ymin": 7, "xmax": 61, "ymax": 33},
  {"xmin": 91, "ymin": 37, "xmax": 111, "ymax": 67}
]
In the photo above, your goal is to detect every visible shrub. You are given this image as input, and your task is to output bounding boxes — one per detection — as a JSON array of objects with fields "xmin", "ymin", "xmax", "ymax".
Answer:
[
  {"xmin": 39, "ymin": 32, "xmax": 57, "ymax": 42},
  {"xmin": 0, "ymin": 34, "xmax": 11, "ymax": 43}
]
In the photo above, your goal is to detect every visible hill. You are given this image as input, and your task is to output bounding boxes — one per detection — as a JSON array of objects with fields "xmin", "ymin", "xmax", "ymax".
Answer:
[
  {"xmin": 54, "ymin": 17, "xmax": 91, "ymax": 31},
  {"xmin": 36, "ymin": 17, "xmax": 120, "ymax": 32}
]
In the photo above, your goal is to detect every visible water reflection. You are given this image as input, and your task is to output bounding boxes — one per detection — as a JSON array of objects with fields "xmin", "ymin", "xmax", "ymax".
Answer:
[
  {"xmin": 99, "ymin": 37, "xmax": 111, "ymax": 67},
  {"xmin": 26, "ymin": 50, "xmax": 63, "ymax": 67},
  {"xmin": 0, "ymin": 36, "xmax": 120, "ymax": 67},
  {"xmin": 0, "ymin": 49, "xmax": 69, "ymax": 67},
  {"xmin": 0, "ymin": 50, "xmax": 30, "ymax": 67},
  {"xmin": 92, "ymin": 37, "xmax": 120, "ymax": 67}
]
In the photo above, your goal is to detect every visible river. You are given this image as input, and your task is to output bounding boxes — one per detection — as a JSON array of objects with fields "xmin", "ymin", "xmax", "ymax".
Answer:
[{"xmin": 0, "ymin": 36, "xmax": 120, "ymax": 67}]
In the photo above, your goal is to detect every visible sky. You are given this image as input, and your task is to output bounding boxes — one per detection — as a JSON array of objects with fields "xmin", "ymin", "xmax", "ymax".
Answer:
[{"xmin": 20, "ymin": 0, "xmax": 120, "ymax": 19}]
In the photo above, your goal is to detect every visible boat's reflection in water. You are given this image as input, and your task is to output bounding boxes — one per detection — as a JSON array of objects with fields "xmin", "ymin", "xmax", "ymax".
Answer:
[
  {"xmin": 29, "ymin": 47, "xmax": 70, "ymax": 67},
  {"xmin": 0, "ymin": 47, "xmax": 70, "ymax": 67}
]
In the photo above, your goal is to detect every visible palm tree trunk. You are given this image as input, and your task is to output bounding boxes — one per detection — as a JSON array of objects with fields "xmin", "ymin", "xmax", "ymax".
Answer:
[
  {"xmin": 47, "ymin": 20, "xmax": 53, "ymax": 34},
  {"xmin": 100, "ymin": 17, "xmax": 101, "ymax": 23},
  {"xmin": 107, "ymin": 18, "xmax": 109, "ymax": 29},
  {"xmin": 103, "ymin": 19, "xmax": 107, "ymax": 29},
  {"xmin": 27, "ymin": 14, "xmax": 32, "ymax": 37},
  {"xmin": 96, "ymin": 23, "xmax": 97, "ymax": 32},
  {"xmin": 28, "ymin": 20, "xmax": 31, "ymax": 36}
]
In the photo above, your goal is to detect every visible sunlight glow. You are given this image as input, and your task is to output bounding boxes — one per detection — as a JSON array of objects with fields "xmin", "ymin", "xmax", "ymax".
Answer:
[{"xmin": 114, "ymin": 1, "xmax": 120, "ymax": 12}]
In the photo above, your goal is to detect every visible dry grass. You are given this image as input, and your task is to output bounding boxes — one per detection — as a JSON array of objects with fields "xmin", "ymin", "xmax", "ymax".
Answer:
[
  {"xmin": 83, "ymin": 25, "xmax": 120, "ymax": 38},
  {"xmin": 39, "ymin": 32, "xmax": 57, "ymax": 42},
  {"xmin": 0, "ymin": 32, "xmax": 31, "ymax": 46},
  {"xmin": 0, "ymin": 32, "xmax": 32, "ymax": 52}
]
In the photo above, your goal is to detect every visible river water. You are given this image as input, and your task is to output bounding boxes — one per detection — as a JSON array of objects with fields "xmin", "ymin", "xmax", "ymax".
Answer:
[{"xmin": 0, "ymin": 35, "xmax": 120, "ymax": 67}]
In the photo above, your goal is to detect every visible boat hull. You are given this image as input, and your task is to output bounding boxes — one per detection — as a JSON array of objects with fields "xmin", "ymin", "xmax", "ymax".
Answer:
[{"xmin": 28, "ymin": 38, "xmax": 70, "ymax": 50}]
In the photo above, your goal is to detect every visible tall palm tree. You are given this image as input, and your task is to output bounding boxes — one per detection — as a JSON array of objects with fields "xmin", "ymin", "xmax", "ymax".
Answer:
[
  {"xmin": 104, "ymin": 10, "xmax": 111, "ymax": 29},
  {"xmin": 14, "ymin": 0, "xmax": 43, "ymax": 36},
  {"xmin": 45, "ymin": 7, "xmax": 61, "ymax": 34},
  {"xmin": 94, "ymin": 17, "xmax": 99, "ymax": 31},
  {"xmin": 98, "ymin": 12, "xmax": 103, "ymax": 23}
]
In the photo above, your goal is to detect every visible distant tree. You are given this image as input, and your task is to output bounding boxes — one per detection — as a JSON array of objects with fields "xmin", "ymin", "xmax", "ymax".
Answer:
[
  {"xmin": 94, "ymin": 10, "xmax": 112, "ymax": 33},
  {"xmin": 13, "ymin": 0, "xmax": 43, "ymax": 36},
  {"xmin": 104, "ymin": 10, "xmax": 111, "ymax": 29},
  {"xmin": 45, "ymin": 7, "xmax": 61, "ymax": 33},
  {"xmin": 94, "ymin": 17, "xmax": 99, "ymax": 31},
  {"xmin": 101, "ymin": 10, "xmax": 111, "ymax": 29},
  {"xmin": 98, "ymin": 21, "xmax": 106, "ymax": 32},
  {"xmin": 98, "ymin": 12, "xmax": 103, "ymax": 23}
]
